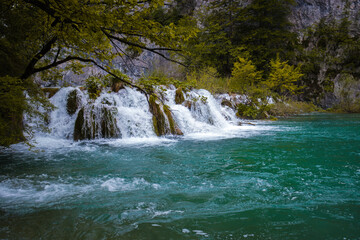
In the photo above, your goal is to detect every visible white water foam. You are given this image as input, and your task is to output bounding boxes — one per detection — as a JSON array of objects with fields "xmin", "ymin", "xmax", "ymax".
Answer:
[
  {"xmin": 26, "ymin": 86, "xmax": 281, "ymax": 147},
  {"xmin": 101, "ymin": 177, "xmax": 160, "ymax": 192}
]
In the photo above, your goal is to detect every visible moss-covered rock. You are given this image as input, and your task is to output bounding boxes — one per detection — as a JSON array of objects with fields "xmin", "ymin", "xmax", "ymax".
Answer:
[
  {"xmin": 148, "ymin": 94, "xmax": 183, "ymax": 136},
  {"xmin": 184, "ymin": 100, "xmax": 192, "ymax": 110},
  {"xmin": 221, "ymin": 99, "xmax": 233, "ymax": 108},
  {"xmin": 149, "ymin": 94, "xmax": 166, "ymax": 136},
  {"xmin": 175, "ymin": 87, "xmax": 185, "ymax": 104},
  {"xmin": 112, "ymin": 82, "xmax": 124, "ymax": 92},
  {"xmin": 66, "ymin": 90, "xmax": 80, "ymax": 116},
  {"xmin": 73, "ymin": 105, "xmax": 121, "ymax": 141},
  {"xmin": 42, "ymin": 88, "xmax": 60, "ymax": 98},
  {"xmin": 163, "ymin": 105, "xmax": 183, "ymax": 135}
]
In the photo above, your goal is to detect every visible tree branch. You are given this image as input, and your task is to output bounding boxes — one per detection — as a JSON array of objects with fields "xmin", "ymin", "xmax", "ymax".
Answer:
[
  {"xmin": 28, "ymin": 55, "xmax": 149, "ymax": 98},
  {"xmin": 102, "ymin": 29, "xmax": 186, "ymax": 67},
  {"xmin": 21, "ymin": 36, "xmax": 58, "ymax": 80}
]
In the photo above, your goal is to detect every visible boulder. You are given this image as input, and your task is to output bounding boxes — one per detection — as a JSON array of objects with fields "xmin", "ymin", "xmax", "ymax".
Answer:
[
  {"xmin": 112, "ymin": 82, "xmax": 125, "ymax": 92},
  {"xmin": 42, "ymin": 87, "xmax": 60, "ymax": 98},
  {"xmin": 66, "ymin": 89, "xmax": 81, "ymax": 116},
  {"xmin": 163, "ymin": 105, "xmax": 183, "ymax": 135},
  {"xmin": 149, "ymin": 94, "xmax": 167, "ymax": 136},
  {"xmin": 73, "ymin": 105, "xmax": 121, "ymax": 141},
  {"xmin": 148, "ymin": 94, "xmax": 183, "ymax": 136},
  {"xmin": 221, "ymin": 99, "xmax": 233, "ymax": 108},
  {"xmin": 175, "ymin": 87, "xmax": 185, "ymax": 104}
]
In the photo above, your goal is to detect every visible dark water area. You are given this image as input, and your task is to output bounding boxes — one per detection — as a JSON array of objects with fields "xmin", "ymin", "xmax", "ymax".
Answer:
[{"xmin": 0, "ymin": 113, "xmax": 359, "ymax": 239}]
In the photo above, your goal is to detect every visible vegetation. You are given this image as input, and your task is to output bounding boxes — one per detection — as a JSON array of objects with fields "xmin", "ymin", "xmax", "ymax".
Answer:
[
  {"xmin": 0, "ymin": 0, "xmax": 196, "ymax": 145},
  {"xmin": 1, "ymin": 0, "xmax": 360, "ymax": 146}
]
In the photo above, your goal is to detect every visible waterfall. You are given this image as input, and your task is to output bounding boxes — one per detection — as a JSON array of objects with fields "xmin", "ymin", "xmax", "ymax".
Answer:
[{"xmin": 41, "ymin": 86, "xmax": 243, "ymax": 141}]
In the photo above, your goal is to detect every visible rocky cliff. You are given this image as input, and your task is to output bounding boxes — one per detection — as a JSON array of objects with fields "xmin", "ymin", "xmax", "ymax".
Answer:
[{"xmin": 291, "ymin": 0, "xmax": 360, "ymax": 30}]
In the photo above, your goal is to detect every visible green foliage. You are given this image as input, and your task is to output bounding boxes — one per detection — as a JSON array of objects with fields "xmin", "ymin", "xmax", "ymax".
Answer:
[
  {"xmin": 186, "ymin": 67, "xmax": 229, "ymax": 93},
  {"xmin": 236, "ymin": 0, "xmax": 298, "ymax": 72},
  {"xmin": 266, "ymin": 57, "xmax": 303, "ymax": 99},
  {"xmin": 300, "ymin": 16, "xmax": 360, "ymax": 101},
  {"xmin": 0, "ymin": 76, "xmax": 54, "ymax": 147},
  {"xmin": 186, "ymin": 0, "xmax": 298, "ymax": 76},
  {"xmin": 236, "ymin": 103, "xmax": 259, "ymax": 119},
  {"xmin": 85, "ymin": 75, "xmax": 106, "ymax": 100},
  {"xmin": 229, "ymin": 57, "xmax": 262, "ymax": 93},
  {"xmin": 268, "ymin": 101, "xmax": 321, "ymax": 116},
  {"xmin": 0, "ymin": 76, "xmax": 26, "ymax": 146}
]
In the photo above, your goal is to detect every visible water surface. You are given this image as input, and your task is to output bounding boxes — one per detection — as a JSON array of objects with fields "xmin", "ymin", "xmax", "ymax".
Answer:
[{"xmin": 1, "ymin": 114, "xmax": 360, "ymax": 239}]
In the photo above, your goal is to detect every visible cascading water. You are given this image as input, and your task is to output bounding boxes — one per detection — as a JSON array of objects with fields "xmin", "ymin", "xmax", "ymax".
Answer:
[{"xmin": 42, "ymin": 86, "xmax": 243, "ymax": 141}]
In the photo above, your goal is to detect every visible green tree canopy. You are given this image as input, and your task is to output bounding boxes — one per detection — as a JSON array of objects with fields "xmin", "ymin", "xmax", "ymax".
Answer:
[
  {"xmin": 186, "ymin": 0, "xmax": 298, "ymax": 76},
  {"xmin": 1, "ymin": 0, "xmax": 195, "ymax": 82},
  {"xmin": 0, "ymin": 0, "xmax": 196, "ymax": 146}
]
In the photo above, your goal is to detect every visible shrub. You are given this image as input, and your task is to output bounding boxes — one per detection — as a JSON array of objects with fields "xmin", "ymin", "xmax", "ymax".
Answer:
[
  {"xmin": 266, "ymin": 56, "xmax": 303, "ymax": 99},
  {"xmin": 229, "ymin": 57, "xmax": 262, "ymax": 93},
  {"xmin": 85, "ymin": 75, "xmax": 105, "ymax": 99}
]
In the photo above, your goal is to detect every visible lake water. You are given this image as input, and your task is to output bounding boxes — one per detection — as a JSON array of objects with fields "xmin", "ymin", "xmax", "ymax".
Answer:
[{"xmin": 1, "ymin": 114, "xmax": 359, "ymax": 239}]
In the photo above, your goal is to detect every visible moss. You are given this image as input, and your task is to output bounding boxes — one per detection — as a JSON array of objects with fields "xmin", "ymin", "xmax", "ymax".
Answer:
[
  {"xmin": 66, "ymin": 90, "xmax": 80, "ymax": 116},
  {"xmin": 74, "ymin": 107, "xmax": 85, "ymax": 141},
  {"xmin": 149, "ymin": 94, "xmax": 166, "ymax": 136},
  {"xmin": 221, "ymin": 99, "xmax": 233, "ymax": 108},
  {"xmin": 175, "ymin": 87, "xmax": 185, "ymax": 104},
  {"xmin": 0, "ymin": 76, "xmax": 26, "ymax": 146},
  {"xmin": 268, "ymin": 101, "xmax": 321, "ymax": 117},
  {"xmin": 112, "ymin": 82, "xmax": 124, "ymax": 92},
  {"xmin": 74, "ymin": 106, "xmax": 120, "ymax": 141},
  {"xmin": 163, "ymin": 105, "xmax": 183, "ymax": 135},
  {"xmin": 101, "ymin": 107, "xmax": 120, "ymax": 138},
  {"xmin": 42, "ymin": 88, "xmax": 60, "ymax": 98}
]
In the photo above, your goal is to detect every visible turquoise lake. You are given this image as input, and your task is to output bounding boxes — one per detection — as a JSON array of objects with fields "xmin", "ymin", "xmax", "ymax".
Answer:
[{"xmin": 0, "ymin": 113, "xmax": 360, "ymax": 239}]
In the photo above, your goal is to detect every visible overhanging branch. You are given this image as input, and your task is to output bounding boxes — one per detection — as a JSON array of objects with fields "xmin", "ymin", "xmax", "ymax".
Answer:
[
  {"xmin": 30, "ymin": 56, "xmax": 149, "ymax": 98},
  {"xmin": 102, "ymin": 30, "xmax": 187, "ymax": 67}
]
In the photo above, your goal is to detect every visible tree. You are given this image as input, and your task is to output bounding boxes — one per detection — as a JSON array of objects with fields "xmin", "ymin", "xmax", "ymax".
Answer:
[
  {"xmin": 187, "ymin": 0, "xmax": 244, "ymax": 75},
  {"xmin": 266, "ymin": 56, "xmax": 303, "ymax": 99},
  {"xmin": 186, "ymin": 0, "xmax": 298, "ymax": 76},
  {"xmin": 229, "ymin": 57, "xmax": 262, "ymax": 93},
  {"xmin": 236, "ymin": 0, "xmax": 298, "ymax": 72},
  {"xmin": 0, "ymin": 0, "xmax": 195, "ymax": 146}
]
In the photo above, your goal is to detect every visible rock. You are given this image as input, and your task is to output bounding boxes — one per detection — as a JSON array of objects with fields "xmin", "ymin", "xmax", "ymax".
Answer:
[
  {"xmin": 184, "ymin": 100, "xmax": 192, "ymax": 110},
  {"xmin": 73, "ymin": 105, "xmax": 121, "ymax": 141},
  {"xmin": 112, "ymin": 82, "xmax": 124, "ymax": 92},
  {"xmin": 149, "ymin": 94, "xmax": 183, "ymax": 136},
  {"xmin": 66, "ymin": 89, "xmax": 81, "ymax": 116},
  {"xmin": 42, "ymin": 87, "xmax": 60, "ymax": 98},
  {"xmin": 175, "ymin": 87, "xmax": 185, "ymax": 104},
  {"xmin": 163, "ymin": 105, "xmax": 183, "ymax": 135},
  {"xmin": 221, "ymin": 99, "xmax": 233, "ymax": 108},
  {"xmin": 148, "ymin": 94, "xmax": 167, "ymax": 136}
]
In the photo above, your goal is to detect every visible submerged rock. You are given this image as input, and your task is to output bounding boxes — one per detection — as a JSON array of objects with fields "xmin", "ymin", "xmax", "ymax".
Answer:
[
  {"xmin": 175, "ymin": 87, "xmax": 185, "ymax": 104},
  {"xmin": 73, "ymin": 105, "xmax": 121, "ymax": 141},
  {"xmin": 66, "ymin": 89, "xmax": 81, "ymax": 116}
]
